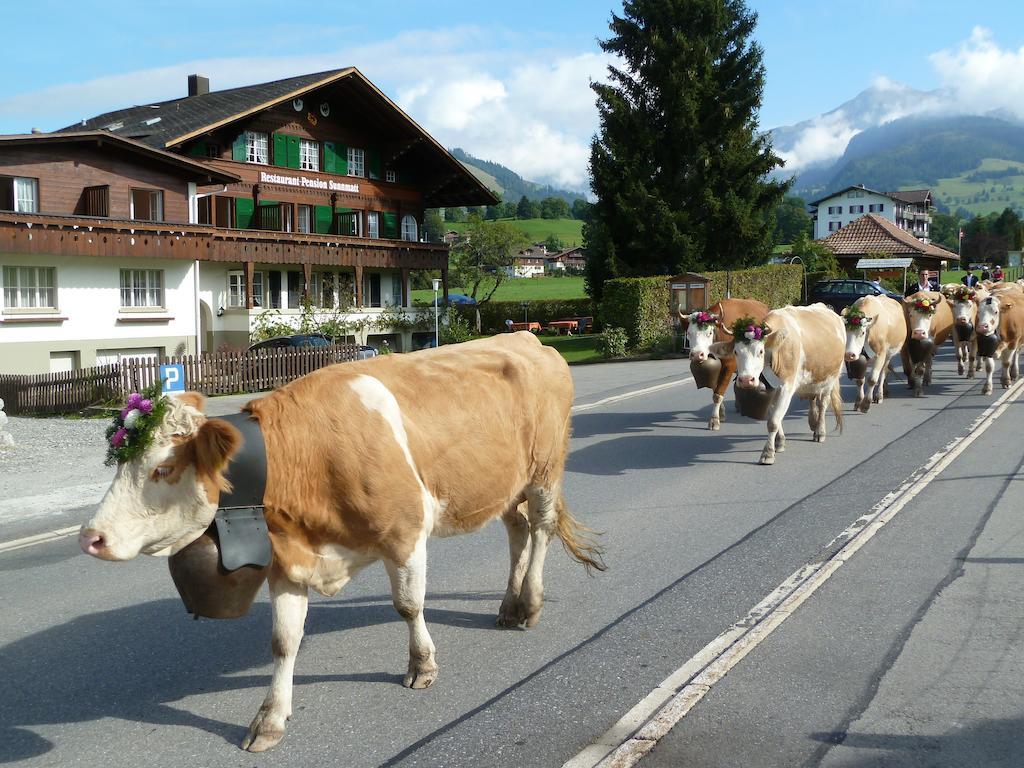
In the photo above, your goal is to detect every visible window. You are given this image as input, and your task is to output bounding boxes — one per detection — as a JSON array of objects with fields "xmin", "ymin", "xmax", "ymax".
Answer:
[
  {"xmin": 869, "ymin": 203, "xmax": 885, "ymax": 213},
  {"xmin": 386, "ymin": 169, "xmax": 397, "ymax": 183},
  {"xmin": 83, "ymin": 185, "xmax": 110, "ymax": 217},
  {"xmin": 205, "ymin": 144, "xmax": 221, "ymax": 159},
  {"xmin": 229, "ymin": 271, "xmax": 264, "ymax": 307},
  {"xmin": 299, "ymin": 139, "xmax": 320, "ymax": 171},
  {"xmin": 336, "ymin": 210, "xmax": 360, "ymax": 236},
  {"xmin": 348, "ymin": 147, "xmax": 365, "ymax": 177},
  {"xmin": 367, "ymin": 211, "xmax": 379, "ymax": 239},
  {"xmin": 120, "ymin": 269, "xmax": 164, "ymax": 308},
  {"xmin": 3, "ymin": 265, "xmax": 55, "ymax": 309},
  {"xmin": 828, "ymin": 221, "xmax": 841, "ymax": 232},
  {"xmin": 0, "ymin": 177, "xmax": 39, "ymax": 213},
  {"xmin": 362, "ymin": 272, "xmax": 382, "ymax": 307},
  {"xmin": 297, "ymin": 205, "xmax": 313, "ymax": 234},
  {"xmin": 850, "ymin": 205, "xmax": 864, "ymax": 214},
  {"xmin": 130, "ymin": 188, "xmax": 163, "ymax": 222},
  {"xmin": 401, "ymin": 214, "xmax": 418, "ymax": 242},
  {"xmin": 246, "ymin": 131, "xmax": 269, "ymax": 164}
]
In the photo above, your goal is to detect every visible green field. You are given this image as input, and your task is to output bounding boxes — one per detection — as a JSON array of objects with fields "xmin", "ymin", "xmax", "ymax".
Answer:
[
  {"xmin": 446, "ymin": 217, "xmax": 584, "ymax": 246},
  {"xmin": 539, "ymin": 334, "xmax": 602, "ymax": 364},
  {"xmin": 411, "ymin": 275, "xmax": 587, "ymax": 303},
  {"xmin": 933, "ymin": 158, "xmax": 1024, "ymax": 216}
]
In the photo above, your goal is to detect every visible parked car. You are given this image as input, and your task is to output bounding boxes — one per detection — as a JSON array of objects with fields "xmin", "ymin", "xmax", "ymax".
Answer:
[
  {"xmin": 248, "ymin": 334, "xmax": 377, "ymax": 360},
  {"xmin": 808, "ymin": 280, "xmax": 902, "ymax": 313},
  {"xmin": 431, "ymin": 292, "xmax": 477, "ymax": 307}
]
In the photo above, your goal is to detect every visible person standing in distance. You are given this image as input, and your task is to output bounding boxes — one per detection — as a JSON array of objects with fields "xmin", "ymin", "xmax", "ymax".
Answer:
[
  {"xmin": 906, "ymin": 267, "xmax": 937, "ymax": 296},
  {"xmin": 962, "ymin": 267, "xmax": 979, "ymax": 287}
]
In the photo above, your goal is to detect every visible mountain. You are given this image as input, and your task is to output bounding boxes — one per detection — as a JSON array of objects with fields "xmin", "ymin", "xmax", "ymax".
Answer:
[{"xmin": 448, "ymin": 148, "xmax": 589, "ymax": 206}]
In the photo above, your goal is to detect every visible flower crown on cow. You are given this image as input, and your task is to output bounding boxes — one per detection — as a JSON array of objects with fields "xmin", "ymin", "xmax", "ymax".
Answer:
[
  {"xmin": 953, "ymin": 286, "xmax": 977, "ymax": 303},
  {"xmin": 845, "ymin": 305, "xmax": 869, "ymax": 329},
  {"xmin": 688, "ymin": 310, "xmax": 718, "ymax": 330},
  {"xmin": 104, "ymin": 382, "xmax": 169, "ymax": 466},
  {"xmin": 913, "ymin": 296, "xmax": 937, "ymax": 315},
  {"xmin": 731, "ymin": 316, "xmax": 769, "ymax": 344}
]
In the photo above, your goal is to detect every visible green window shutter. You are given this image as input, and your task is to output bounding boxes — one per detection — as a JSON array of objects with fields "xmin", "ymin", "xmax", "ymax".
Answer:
[
  {"xmin": 368, "ymin": 150, "xmax": 381, "ymax": 180},
  {"xmin": 336, "ymin": 143, "xmax": 348, "ymax": 175},
  {"xmin": 273, "ymin": 134, "xmax": 288, "ymax": 166},
  {"xmin": 314, "ymin": 205, "xmax": 333, "ymax": 234},
  {"xmin": 231, "ymin": 134, "xmax": 247, "ymax": 162},
  {"xmin": 324, "ymin": 142, "xmax": 337, "ymax": 173},
  {"xmin": 235, "ymin": 198, "xmax": 255, "ymax": 229},
  {"xmin": 287, "ymin": 135, "xmax": 301, "ymax": 169},
  {"xmin": 187, "ymin": 142, "xmax": 206, "ymax": 158},
  {"xmin": 382, "ymin": 212, "xmax": 398, "ymax": 239}
]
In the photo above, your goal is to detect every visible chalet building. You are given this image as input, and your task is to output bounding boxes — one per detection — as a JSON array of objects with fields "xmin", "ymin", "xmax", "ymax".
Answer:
[
  {"xmin": 0, "ymin": 68, "xmax": 495, "ymax": 374},
  {"xmin": 819, "ymin": 213, "xmax": 956, "ymax": 271},
  {"xmin": 810, "ymin": 185, "xmax": 933, "ymax": 242},
  {"xmin": 546, "ymin": 246, "xmax": 586, "ymax": 272},
  {"xmin": 506, "ymin": 245, "xmax": 547, "ymax": 278}
]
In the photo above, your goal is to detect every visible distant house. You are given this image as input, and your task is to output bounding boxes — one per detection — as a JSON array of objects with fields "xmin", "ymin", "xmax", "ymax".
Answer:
[
  {"xmin": 441, "ymin": 230, "xmax": 463, "ymax": 245},
  {"xmin": 506, "ymin": 245, "xmax": 547, "ymax": 278},
  {"xmin": 810, "ymin": 185, "xmax": 933, "ymax": 242},
  {"xmin": 820, "ymin": 213, "xmax": 956, "ymax": 270},
  {"xmin": 546, "ymin": 246, "xmax": 587, "ymax": 272}
]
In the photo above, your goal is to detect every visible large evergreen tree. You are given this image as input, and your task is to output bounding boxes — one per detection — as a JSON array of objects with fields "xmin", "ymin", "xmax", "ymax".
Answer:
[{"xmin": 585, "ymin": 0, "xmax": 789, "ymax": 300}]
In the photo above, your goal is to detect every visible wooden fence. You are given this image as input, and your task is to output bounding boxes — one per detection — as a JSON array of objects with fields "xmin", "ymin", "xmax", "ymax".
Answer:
[{"xmin": 0, "ymin": 344, "xmax": 359, "ymax": 416}]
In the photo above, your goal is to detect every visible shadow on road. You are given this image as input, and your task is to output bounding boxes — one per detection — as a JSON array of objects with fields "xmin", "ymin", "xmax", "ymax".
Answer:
[{"xmin": 0, "ymin": 590, "xmax": 504, "ymax": 762}]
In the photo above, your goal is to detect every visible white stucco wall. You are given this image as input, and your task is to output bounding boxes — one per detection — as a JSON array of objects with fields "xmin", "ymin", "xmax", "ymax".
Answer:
[{"xmin": 814, "ymin": 190, "xmax": 896, "ymax": 239}]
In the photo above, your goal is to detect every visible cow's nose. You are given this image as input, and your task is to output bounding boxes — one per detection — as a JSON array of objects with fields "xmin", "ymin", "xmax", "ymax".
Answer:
[
  {"xmin": 690, "ymin": 350, "xmax": 706, "ymax": 362},
  {"xmin": 911, "ymin": 329, "xmax": 927, "ymax": 340},
  {"xmin": 736, "ymin": 375, "xmax": 757, "ymax": 388},
  {"xmin": 845, "ymin": 352, "xmax": 858, "ymax": 362},
  {"xmin": 978, "ymin": 324, "xmax": 989, "ymax": 334},
  {"xmin": 79, "ymin": 529, "xmax": 107, "ymax": 557},
  {"xmin": 956, "ymin": 317, "xmax": 968, "ymax": 325}
]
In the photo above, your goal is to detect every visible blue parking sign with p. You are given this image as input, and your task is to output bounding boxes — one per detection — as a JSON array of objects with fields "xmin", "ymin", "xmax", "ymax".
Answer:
[{"xmin": 160, "ymin": 364, "xmax": 185, "ymax": 394}]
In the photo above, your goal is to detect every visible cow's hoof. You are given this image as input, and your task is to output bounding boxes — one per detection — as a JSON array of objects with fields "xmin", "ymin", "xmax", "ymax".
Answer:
[
  {"xmin": 496, "ymin": 598, "xmax": 527, "ymax": 628},
  {"xmin": 982, "ymin": 384, "xmax": 993, "ymax": 395},
  {"xmin": 924, "ymin": 376, "xmax": 932, "ymax": 386},
  {"xmin": 1001, "ymin": 378, "xmax": 1010, "ymax": 389},
  {"xmin": 958, "ymin": 363, "xmax": 965, "ymax": 375},
  {"xmin": 242, "ymin": 711, "xmax": 286, "ymax": 753},
  {"xmin": 813, "ymin": 433, "xmax": 826, "ymax": 443},
  {"xmin": 967, "ymin": 370, "xmax": 975, "ymax": 379},
  {"xmin": 860, "ymin": 399, "xmax": 872, "ymax": 413},
  {"xmin": 403, "ymin": 660, "xmax": 439, "ymax": 690},
  {"xmin": 707, "ymin": 417, "xmax": 721, "ymax": 431},
  {"xmin": 759, "ymin": 452, "xmax": 775, "ymax": 465},
  {"xmin": 914, "ymin": 388, "xmax": 923, "ymax": 398}
]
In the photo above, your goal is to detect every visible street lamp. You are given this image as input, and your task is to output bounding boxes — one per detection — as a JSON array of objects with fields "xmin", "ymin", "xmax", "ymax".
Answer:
[{"xmin": 432, "ymin": 277, "xmax": 441, "ymax": 348}]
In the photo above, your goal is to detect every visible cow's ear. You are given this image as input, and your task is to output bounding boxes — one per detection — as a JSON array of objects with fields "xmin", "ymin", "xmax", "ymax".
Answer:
[
  {"xmin": 174, "ymin": 391, "xmax": 206, "ymax": 413},
  {"xmin": 764, "ymin": 327, "xmax": 787, "ymax": 347},
  {"xmin": 862, "ymin": 315, "xmax": 876, "ymax": 327},
  {"xmin": 708, "ymin": 341, "xmax": 734, "ymax": 358},
  {"xmin": 192, "ymin": 419, "xmax": 242, "ymax": 482},
  {"xmin": 840, "ymin": 306, "xmax": 850, "ymax": 317}
]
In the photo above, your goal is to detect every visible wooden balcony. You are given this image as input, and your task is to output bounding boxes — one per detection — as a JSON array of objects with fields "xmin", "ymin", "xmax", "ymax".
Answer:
[{"xmin": 0, "ymin": 210, "xmax": 448, "ymax": 270}]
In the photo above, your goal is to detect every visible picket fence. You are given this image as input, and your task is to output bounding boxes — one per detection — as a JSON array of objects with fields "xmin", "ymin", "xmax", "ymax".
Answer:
[{"xmin": 0, "ymin": 344, "xmax": 359, "ymax": 416}]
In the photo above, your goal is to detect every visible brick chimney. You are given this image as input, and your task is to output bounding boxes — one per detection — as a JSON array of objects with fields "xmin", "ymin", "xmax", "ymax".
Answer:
[{"xmin": 188, "ymin": 74, "xmax": 210, "ymax": 97}]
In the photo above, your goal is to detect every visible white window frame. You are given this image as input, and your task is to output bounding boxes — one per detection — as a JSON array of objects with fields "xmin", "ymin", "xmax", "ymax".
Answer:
[
  {"xmin": 129, "ymin": 188, "xmax": 164, "ymax": 222},
  {"xmin": 385, "ymin": 169, "xmax": 397, "ymax": 183},
  {"xmin": 119, "ymin": 268, "xmax": 164, "ymax": 309},
  {"xmin": 13, "ymin": 177, "xmax": 38, "ymax": 213},
  {"xmin": 2, "ymin": 265, "xmax": 56, "ymax": 310},
  {"xmin": 227, "ymin": 271, "xmax": 245, "ymax": 308},
  {"xmin": 297, "ymin": 205, "xmax": 313, "ymax": 234},
  {"xmin": 299, "ymin": 139, "xmax": 320, "ymax": 171},
  {"xmin": 367, "ymin": 211, "xmax": 379, "ymax": 239},
  {"xmin": 347, "ymin": 147, "xmax": 365, "ymax": 178},
  {"xmin": 400, "ymin": 214, "xmax": 418, "ymax": 242},
  {"xmin": 246, "ymin": 131, "xmax": 269, "ymax": 164}
]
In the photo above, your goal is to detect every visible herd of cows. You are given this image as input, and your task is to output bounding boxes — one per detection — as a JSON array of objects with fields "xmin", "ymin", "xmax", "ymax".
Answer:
[
  {"xmin": 680, "ymin": 278, "xmax": 1024, "ymax": 465},
  {"xmin": 70, "ymin": 281, "xmax": 1023, "ymax": 752}
]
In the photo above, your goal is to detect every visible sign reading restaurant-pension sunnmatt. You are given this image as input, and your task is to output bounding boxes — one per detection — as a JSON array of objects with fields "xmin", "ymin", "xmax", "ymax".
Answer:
[{"xmin": 259, "ymin": 171, "xmax": 360, "ymax": 194}]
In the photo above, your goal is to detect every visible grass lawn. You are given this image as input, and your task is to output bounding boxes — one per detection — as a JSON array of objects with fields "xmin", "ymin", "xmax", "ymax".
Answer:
[
  {"xmin": 445, "ymin": 217, "xmax": 584, "ymax": 246},
  {"xmin": 539, "ymin": 334, "xmax": 603, "ymax": 364},
  {"xmin": 411, "ymin": 275, "xmax": 587, "ymax": 303}
]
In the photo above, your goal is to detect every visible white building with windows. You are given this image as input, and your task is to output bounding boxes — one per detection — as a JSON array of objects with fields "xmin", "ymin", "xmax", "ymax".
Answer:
[{"xmin": 810, "ymin": 185, "xmax": 933, "ymax": 242}]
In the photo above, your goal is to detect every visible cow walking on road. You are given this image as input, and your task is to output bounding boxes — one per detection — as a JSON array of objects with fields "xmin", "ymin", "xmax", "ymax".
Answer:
[
  {"xmin": 842, "ymin": 295, "xmax": 907, "ymax": 412},
  {"xmin": 941, "ymin": 285, "xmax": 986, "ymax": 378},
  {"xmin": 712, "ymin": 304, "xmax": 845, "ymax": 465},
  {"xmin": 78, "ymin": 332, "xmax": 603, "ymax": 752},
  {"xmin": 975, "ymin": 293, "xmax": 1024, "ymax": 395},
  {"xmin": 680, "ymin": 298, "xmax": 770, "ymax": 430},
  {"xmin": 901, "ymin": 291, "xmax": 953, "ymax": 397}
]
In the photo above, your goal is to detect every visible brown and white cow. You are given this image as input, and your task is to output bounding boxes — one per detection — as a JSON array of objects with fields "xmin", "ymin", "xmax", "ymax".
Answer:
[
  {"xmin": 711, "ymin": 304, "xmax": 845, "ymax": 465},
  {"xmin": 901, "ymin": 291, "xmax": 953, "ymax": 396},
  {"xmin": 974, "ymin": 293, "xmax": 1024, "ymax": 395},
  {"xmin": 680, "ymin": 298, "xmax": 770, "ymax": 430},
  {"xmin": 842, "ymin": 294, "xmax": 906, "ymax": 412},
  {"xmin": 941, "ymin": 285, "xmax": 988, "ymax": 377},
  {"xmin": 79, "ymin": 332, "xmax": 603, "ymax": 752}
]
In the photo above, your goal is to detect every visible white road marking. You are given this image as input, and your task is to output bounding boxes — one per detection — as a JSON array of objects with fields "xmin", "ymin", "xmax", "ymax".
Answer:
[
  {"xmin": 0, "ymin": 525, "xmax": 80, "ymax": 554},
  {"xmin": 572, "ymin": 378, "xmax": 693, "ymax": 413},
  {"xmin": 565, "ymin": 378, "xmax": 1024, "ymax": 768},
  {"xmin": 0, "ymin": 377, "xmax": 694, "ymax": 555}
]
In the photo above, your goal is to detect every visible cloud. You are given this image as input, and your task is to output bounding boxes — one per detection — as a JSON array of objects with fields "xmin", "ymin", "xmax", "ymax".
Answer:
[
  {"xmin": 0, "ymin": 27, "xmax": 609, "ymax": 192},
  {"xmin": 929, "ymin": 26, "xmax": 1024, "ymax": 118},
  {"xmin": 776, "ymin": 110, "xmax": 863, "ymax": 172}
]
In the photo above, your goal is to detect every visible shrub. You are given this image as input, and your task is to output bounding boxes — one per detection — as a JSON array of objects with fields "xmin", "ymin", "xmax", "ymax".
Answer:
[
  {"xmin": 703, "ymin": 264, "xmax": 803, "ymax": 307},
  {"xmin": 597, "ymin": 326, "xmax": 628, "ymax": 358},
  {"xmin": 600, "ymin": 276, "xmax": 674, "ymax": 350},
  {"xmin": 440, "ymin": 311, "xmax": 475, "ymax": 345}
]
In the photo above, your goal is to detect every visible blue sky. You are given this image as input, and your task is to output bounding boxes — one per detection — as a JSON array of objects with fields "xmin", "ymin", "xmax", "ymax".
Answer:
[{"xmin": 4, "ymin": 1, "xmax": 1024, "ymax": 188}]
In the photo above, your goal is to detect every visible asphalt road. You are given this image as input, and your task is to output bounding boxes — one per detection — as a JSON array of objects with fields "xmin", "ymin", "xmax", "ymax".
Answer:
[{"xmin": 1, "ymin": 352, "xmax": 1021, "ymax": 767}]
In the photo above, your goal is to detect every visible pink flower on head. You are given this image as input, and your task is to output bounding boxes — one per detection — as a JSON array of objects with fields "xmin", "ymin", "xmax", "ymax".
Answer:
[
  {"xmin": 111, "ymin": 427, "xmax": 128, "ymax": 447},
  {"xmin": 121, "ymin": 406, "xmax": 131, "ymax": 419},
  {"xmin": 126, "ymin": 393, "xmax": 143, "ymax": 410},
  {"xmin": 138, "ymin": 399, "xmax": 153, "ymax": 414}
]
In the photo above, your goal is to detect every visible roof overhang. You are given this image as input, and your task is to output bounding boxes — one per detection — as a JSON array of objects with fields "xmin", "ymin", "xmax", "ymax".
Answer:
[
  {"xmin": 0, "ymin": 131, "xmax": 240, "ymax": 185},
  {"xmin": 855, "ymin": 257, "xmax": 914, "ymax": 269}
]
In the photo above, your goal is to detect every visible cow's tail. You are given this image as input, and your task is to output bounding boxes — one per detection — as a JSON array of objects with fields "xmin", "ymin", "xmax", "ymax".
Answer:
[
  {"xmin": 830, "ymin": 380, "xmax": 844, "ymax": 434},
  {"xmin": 555, "ymin": 495, "xmax": 606, "ymax": 575}
]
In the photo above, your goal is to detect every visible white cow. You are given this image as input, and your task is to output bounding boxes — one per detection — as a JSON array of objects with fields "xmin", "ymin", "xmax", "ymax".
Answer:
[
  {"xmin": 712, "ymin": 304, "xmax": 845, "ymax": 465},
  {"xmin": 842, "ymin": 295, "xmax": 906, "ymax": 412},
  {"xmin": 975, "ymin": 293, "xmax": 1024, "ymax": 395}
]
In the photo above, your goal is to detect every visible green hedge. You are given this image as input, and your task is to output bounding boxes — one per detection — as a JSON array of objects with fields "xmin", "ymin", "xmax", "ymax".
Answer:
[
  {"xmin": 600, "ymin": 276, "xmax": 674, "ymax": 349},
  {"xmin": 703, "ymin": 264, "xmax": 803, "ymax": 307},
  {"xmin": 452, "ymin": 298, "xmax": 597, "ymax": 334}
]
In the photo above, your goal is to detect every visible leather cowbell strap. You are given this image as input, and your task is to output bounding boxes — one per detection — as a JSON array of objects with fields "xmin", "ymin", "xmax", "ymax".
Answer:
[{"xmin": 210, "ymin": 412, "xmax": 272, "ymax": 571}]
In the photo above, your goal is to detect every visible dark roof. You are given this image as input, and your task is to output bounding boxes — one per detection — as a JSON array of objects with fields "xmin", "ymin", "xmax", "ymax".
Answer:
[
  {"xmin": 887, "ymin": 189, "xmax": 931, "ymax": 205},
  {"xmin": 808, "ymin": 185, "xmax": 886, "ymax": 207},
  {"xmin": 821, "ymin": 214, "xmax": 956, "ymax": 262},
  {"xmin": 60, "ymin": 69, "xmax": 353, "ymax": 149},
  {"xmin": 0, "ymin": 131, "xmax": 239, "ymax": 184}
]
